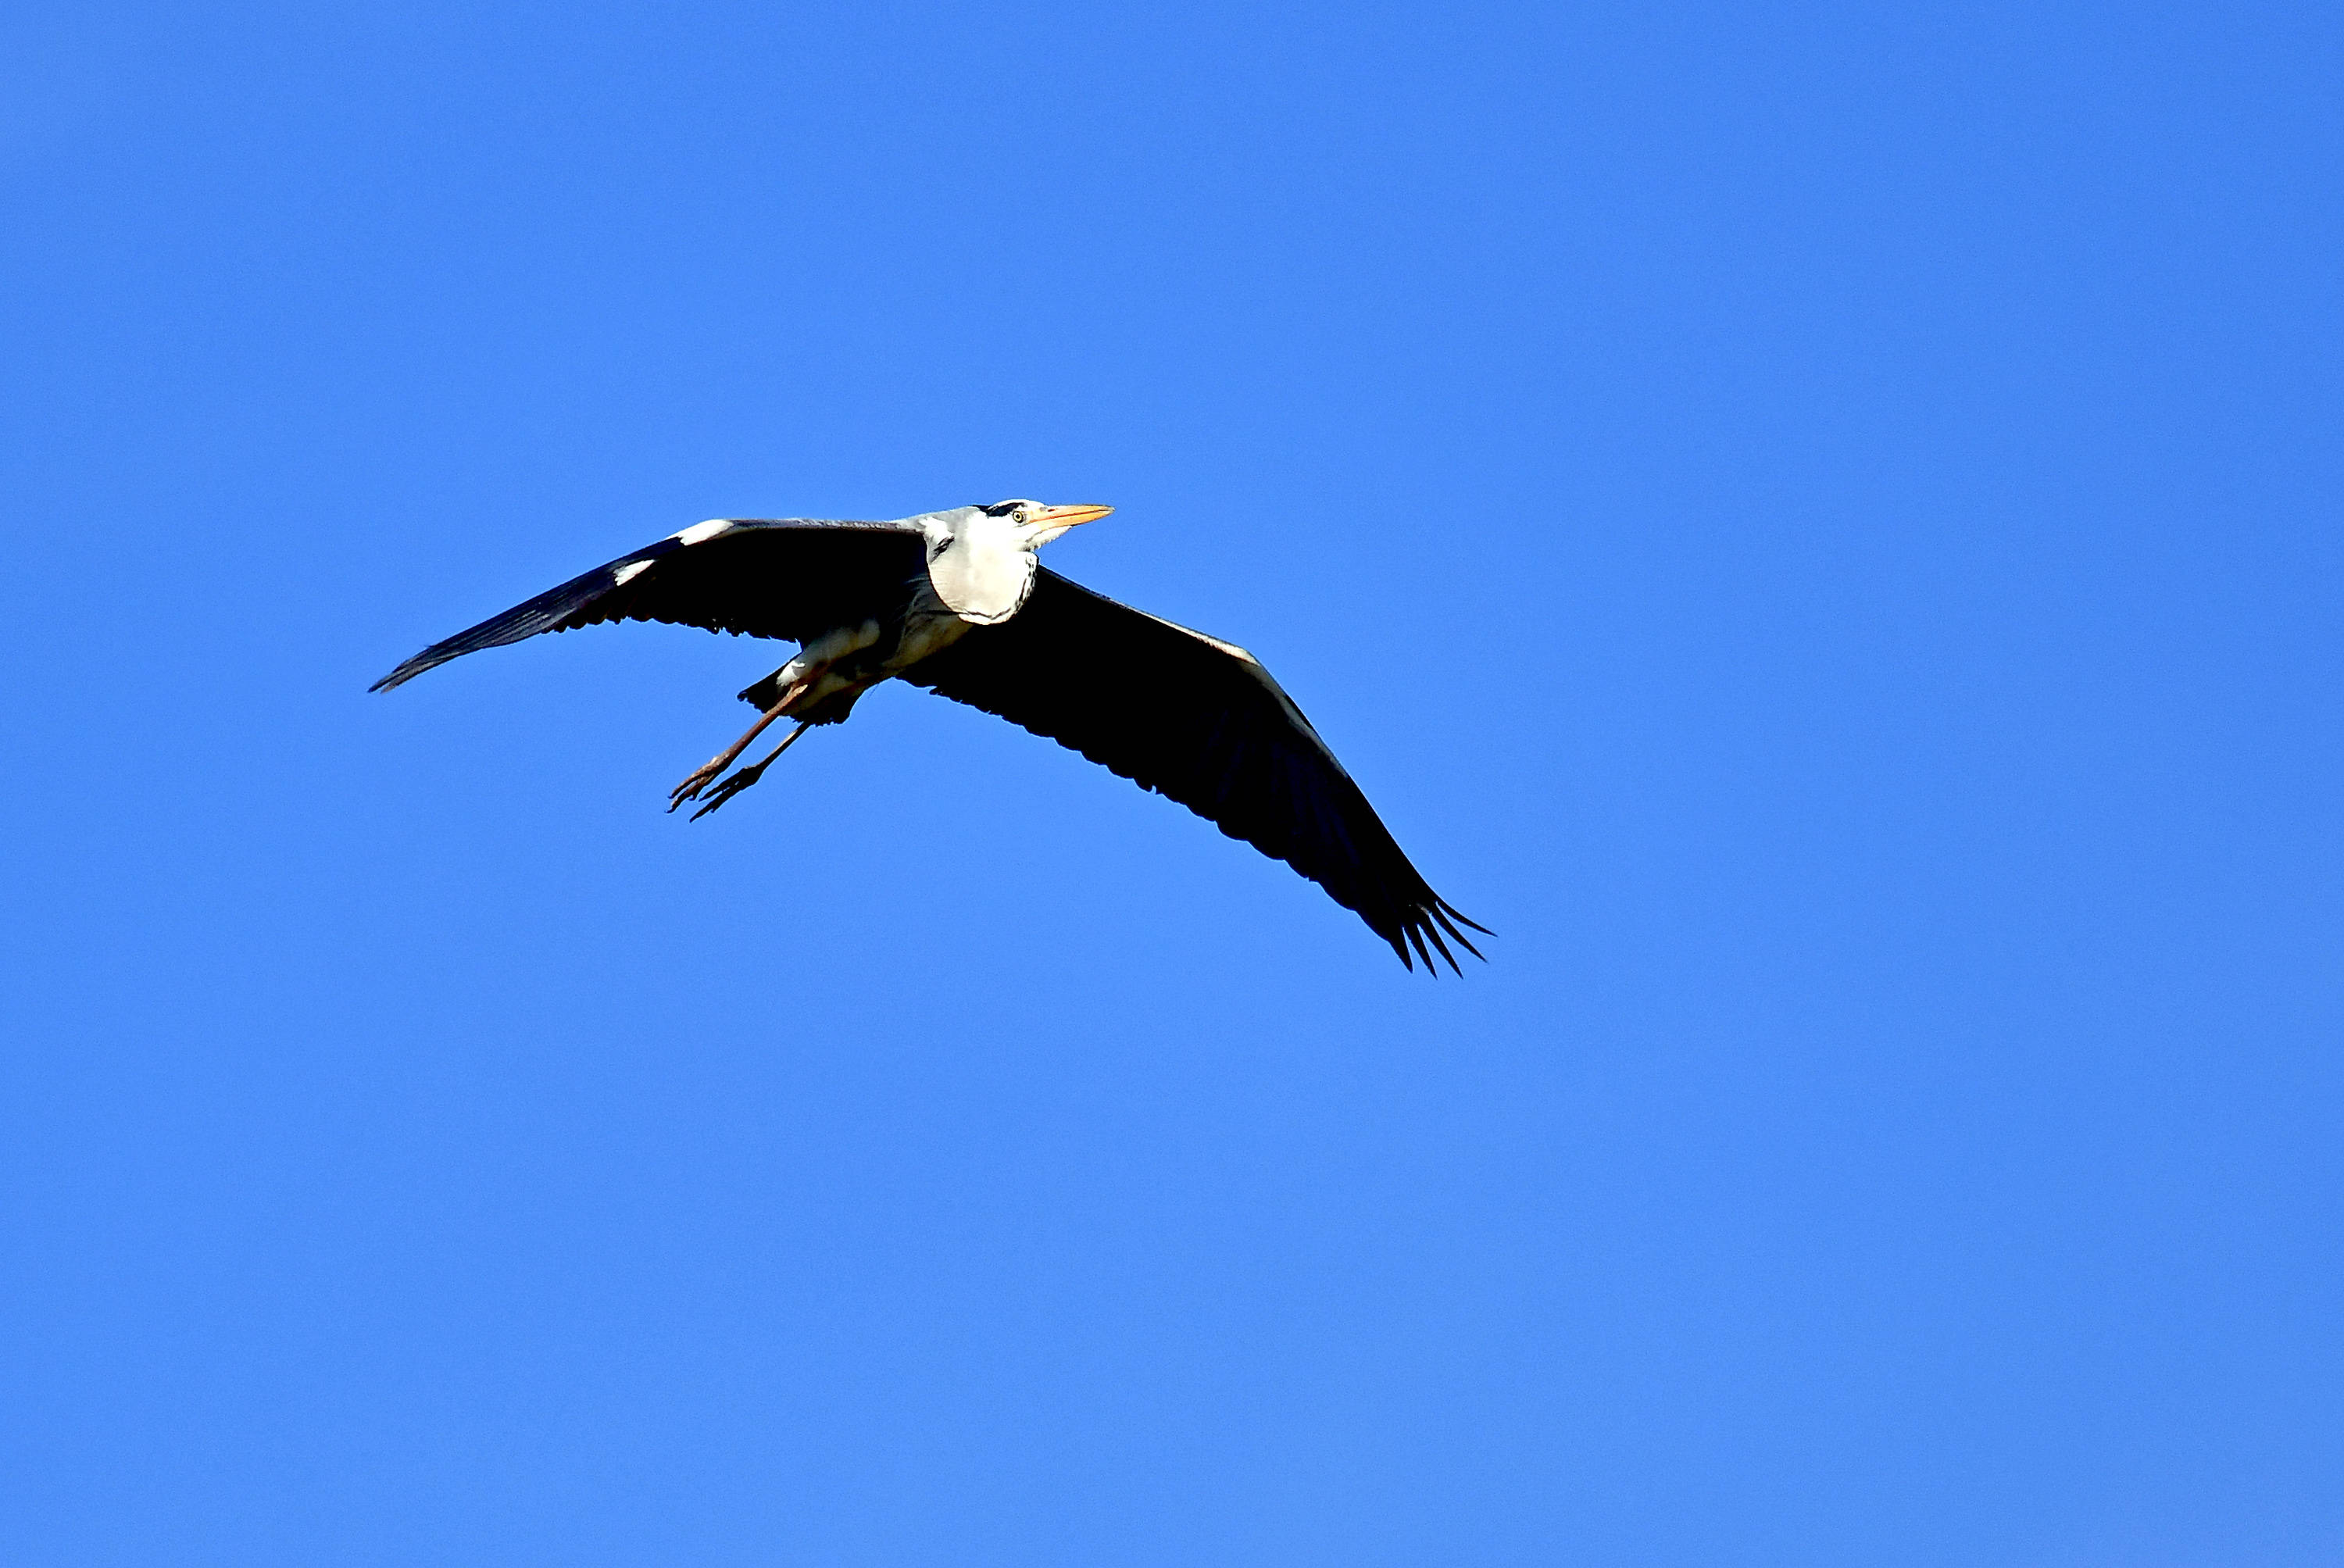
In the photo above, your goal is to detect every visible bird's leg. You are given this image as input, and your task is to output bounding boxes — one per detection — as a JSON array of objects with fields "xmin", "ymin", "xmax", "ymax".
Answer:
[
  {"xmin": 667, "ymin": 679, "xmax": 809, "ymax": 811},
  {"xmin": 687, "ymin": 721, "xmax": 814, "ymax": 820}
]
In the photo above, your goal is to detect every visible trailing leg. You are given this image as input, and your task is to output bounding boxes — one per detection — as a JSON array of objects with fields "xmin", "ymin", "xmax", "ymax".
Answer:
[
  {"xmin": 687, "ymin": 722, "xmax": 814, "ymax": 820},
  {"xmin": 667, "ymin": 679, "xmax": 807, "ymax": 811}
]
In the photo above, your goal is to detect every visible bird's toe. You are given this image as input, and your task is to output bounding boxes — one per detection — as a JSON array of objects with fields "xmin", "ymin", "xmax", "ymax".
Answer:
[
  {"xmin": 687, "ymin": 762, "xmax": 768, "ymax": 821},
  {"xmin": 667, "ymin": 765, "xmax": 724, "ymax": 810}
]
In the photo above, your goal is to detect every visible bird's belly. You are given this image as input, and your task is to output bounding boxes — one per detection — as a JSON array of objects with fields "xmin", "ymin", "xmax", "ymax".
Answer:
[
  {"xmin": 881, "ymin": 582, "xmax": 977, "ymax": 674},
  {"xmin": 777, "ymin": 584, "xmax": 974, "ymax": 723}
]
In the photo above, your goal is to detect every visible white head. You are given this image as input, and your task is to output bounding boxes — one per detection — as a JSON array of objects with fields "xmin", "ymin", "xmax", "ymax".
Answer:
[
  {"xmin": 973, "ymin": 498, "xmax": 1114, "ymax": 547},
  {"xmin": 918, "ymin": 498, "xmax": 1113, "ymax": 624}
]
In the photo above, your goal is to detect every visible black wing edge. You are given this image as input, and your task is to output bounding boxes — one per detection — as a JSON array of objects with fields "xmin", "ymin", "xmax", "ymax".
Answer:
[
  {"xmin": 367, "ymin": 517, "xmax": 923, "ymax": 693},
  {"xmin": 1395, "ymin": 892, "xmax": 1492, "ymax": 977},
  {"xmin": 1221, "ymin": 776, "xmax": 1489, "ymax": 977},
  {"xmin": 998, "ymin": 690, "xmax": 1488, "ymax": 975},
  {"xmin": 368, "ymin": 536, "xmax": 691, "ymax": 692},
  {"xmin": 911, "ymin": 576, "xmax": 1491, "ymax": 975},
  {"xmin": 1224, "ymin": 663, "xmax": 1491, "ymax": 977}
]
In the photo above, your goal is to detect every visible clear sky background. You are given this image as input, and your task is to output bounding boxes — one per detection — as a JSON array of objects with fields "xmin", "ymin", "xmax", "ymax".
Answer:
[{"xmin": 2, "ymin": 2, "xmax": 2339, "ymax": 1563}]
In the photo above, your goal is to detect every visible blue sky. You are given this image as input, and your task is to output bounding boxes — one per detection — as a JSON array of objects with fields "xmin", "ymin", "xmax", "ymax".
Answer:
[{"xmin": 3, "ymin": 2, "xmax": 2339, "ymax": 1563}]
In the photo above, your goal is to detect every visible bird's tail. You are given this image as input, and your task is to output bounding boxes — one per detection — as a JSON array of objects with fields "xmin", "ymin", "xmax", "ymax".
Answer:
[{"xmin": 737, "ymin": 666, "xmax": 792, "ymax": 709}]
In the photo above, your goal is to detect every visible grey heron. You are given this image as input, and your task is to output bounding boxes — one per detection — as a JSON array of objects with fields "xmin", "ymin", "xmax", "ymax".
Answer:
[{"xmin": 373, "ymin": 501, "xmax": 1485, "ymax": 971}]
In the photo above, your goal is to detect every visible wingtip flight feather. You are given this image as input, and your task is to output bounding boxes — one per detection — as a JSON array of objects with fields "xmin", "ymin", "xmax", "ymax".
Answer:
[
  {"xmin": 369, "ymin": 661, "xmax": 425, "ymax": 693},
  {"xmin": 1387, "ymin": 896, "xmax": 1486, "ymax": 975}
]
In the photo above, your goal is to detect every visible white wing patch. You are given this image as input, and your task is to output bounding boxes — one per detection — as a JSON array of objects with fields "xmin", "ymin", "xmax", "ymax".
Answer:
[
  {"xmin": 1163, "ymin": 621, "xmax": 1259, "ymax": 665},
  {"xmin": 611, "ymin": 560, "xmax": 653, "ymax": 587},
  {"xmin": 674, "ymin": 519, "xmax": 734, "ymax": 546}
]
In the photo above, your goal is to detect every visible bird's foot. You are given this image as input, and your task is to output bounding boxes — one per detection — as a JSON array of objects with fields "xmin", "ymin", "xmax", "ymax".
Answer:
[
  {"xmin": 666, "ymin": 759, "xmax": 730, "ymax": 812},
  {"xmin": 671, "ymin": 719, "xmax": 811, "ymax": 819},
  {"xmin": 687, "ymin": 757, "xmax": 773, "ymax": 820}
]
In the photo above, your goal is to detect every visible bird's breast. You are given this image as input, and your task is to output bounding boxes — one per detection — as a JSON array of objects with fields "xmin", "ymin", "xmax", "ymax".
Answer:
[
  {"xmin": 924, "ymin": 532, "xmax": 1037, "ymax": 624},
  {"xmin": 884, "ymin": 579, "xmax": 980, "ymax": 673}
]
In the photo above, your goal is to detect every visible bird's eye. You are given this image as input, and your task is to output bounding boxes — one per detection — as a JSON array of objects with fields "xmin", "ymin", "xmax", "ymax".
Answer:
[{"xmin": 1013, "ymin": 509, "xmax": 1027, "ymax": 523}]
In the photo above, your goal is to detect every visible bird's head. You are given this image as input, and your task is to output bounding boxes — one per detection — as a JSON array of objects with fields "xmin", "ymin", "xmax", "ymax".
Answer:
[
  {"xmin": 974, "ymin": 498, "xmax": 1114, "ymax": 548},
  {"xmin": 919, "ymin": 499, "xmax": 1114, "ymax": 624}
]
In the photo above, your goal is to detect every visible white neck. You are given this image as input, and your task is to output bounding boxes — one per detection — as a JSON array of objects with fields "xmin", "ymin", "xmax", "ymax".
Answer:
[{"xmin": 920, "ymin": 507, "xmax": 1038, "ymax": 624}]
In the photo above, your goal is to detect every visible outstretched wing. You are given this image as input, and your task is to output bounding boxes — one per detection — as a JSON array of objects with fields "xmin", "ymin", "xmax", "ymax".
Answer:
[
  {"xmin": 370, "ymin": 519, "xmax": 927, "ymax": 691},
  {"xmin": 902, "ymin": 569, "xmax": 1485, "ymax": 971}
]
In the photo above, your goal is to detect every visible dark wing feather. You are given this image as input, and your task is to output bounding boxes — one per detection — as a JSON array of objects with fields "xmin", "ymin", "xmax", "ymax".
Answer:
[
  {"xmin": 902, "ymin": 569, "xmax": 1486, "ymax": 971},
  {"xmin": 370, "ymin": 520, "xmax": 927, "ymax": 691}
]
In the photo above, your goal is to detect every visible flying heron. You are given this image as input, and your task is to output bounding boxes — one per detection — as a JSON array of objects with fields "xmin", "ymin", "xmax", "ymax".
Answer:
[{"xmin": 373, "ymin": 501, "xmax": 1485, "ymax": 971}]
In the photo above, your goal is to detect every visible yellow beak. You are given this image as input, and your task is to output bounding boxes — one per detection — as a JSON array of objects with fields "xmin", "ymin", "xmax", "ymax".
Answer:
[{"xmin": 1034, "ymin": 502, "xmax": 1113, "ymax": 528}]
